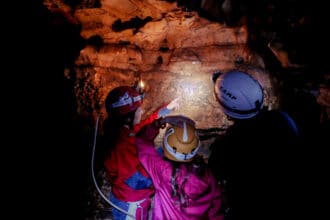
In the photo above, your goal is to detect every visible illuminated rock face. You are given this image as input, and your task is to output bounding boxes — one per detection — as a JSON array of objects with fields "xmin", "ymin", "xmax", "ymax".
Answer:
[{"xmin": 44, "ymin": 0, "xmax": 277, "ymax": 129}]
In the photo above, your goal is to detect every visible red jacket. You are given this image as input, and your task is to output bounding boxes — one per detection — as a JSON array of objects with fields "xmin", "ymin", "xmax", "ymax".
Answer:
[{"xmin": 104, "ymin": 106, "xmax": 164, "ymax": 202}]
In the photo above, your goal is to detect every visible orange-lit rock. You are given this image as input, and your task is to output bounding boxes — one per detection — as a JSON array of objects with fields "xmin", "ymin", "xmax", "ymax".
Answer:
[{"xmin": 45, "ymin": 0, "xmax": 277, "ymax": 129}]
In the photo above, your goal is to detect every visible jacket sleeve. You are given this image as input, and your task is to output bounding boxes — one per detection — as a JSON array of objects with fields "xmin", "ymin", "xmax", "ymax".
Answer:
[
  {"xmin": 135, "ymin": 121, "xmax": 164, "ymax": 186},
  {"xmin": 133, "ymin": 104, "xmax": 168, "ymax": 133},
  {"xmin": 208, "ymin": 171, "xmax": 225, "ymax": 220},
  {"xmin": 104, "ymin": 152, "xmax": 118, "ymax": 183}
]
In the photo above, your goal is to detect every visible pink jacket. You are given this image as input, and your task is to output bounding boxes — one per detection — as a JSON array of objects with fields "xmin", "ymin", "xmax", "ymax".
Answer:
[{"xmin": 136, "ymin": 123, "xmax": 224, "ymax": 220}]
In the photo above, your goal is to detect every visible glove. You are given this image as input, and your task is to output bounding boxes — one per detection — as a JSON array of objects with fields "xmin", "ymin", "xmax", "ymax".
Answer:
[{"xmin": 158, "ymin": 97, "xmax": 180, "ymax": 117}]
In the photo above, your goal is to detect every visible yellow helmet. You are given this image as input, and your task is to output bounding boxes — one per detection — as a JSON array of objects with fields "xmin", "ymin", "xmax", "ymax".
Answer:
[{"xmin": 163, "ymin": 122, "xmax": 200, "ymax": 162}]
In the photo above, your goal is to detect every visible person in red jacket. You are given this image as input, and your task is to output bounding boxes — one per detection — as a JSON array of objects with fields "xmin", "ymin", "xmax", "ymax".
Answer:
[{"xmin": 103, "ymin": 85, "xmax": 178, "ymax": 220}]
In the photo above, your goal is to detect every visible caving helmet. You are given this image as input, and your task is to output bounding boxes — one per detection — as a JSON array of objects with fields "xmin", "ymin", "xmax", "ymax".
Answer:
[
  {"xmin": 214, "ymin": 70, "xmax": 264, "ymax": 119},
  {"xmin": 105, "ymin": 86, "xmax": 144, "ymax": 116},
  {"xmin": 163, "ymin": 121, "xmax": 200, "ymax": 162}
]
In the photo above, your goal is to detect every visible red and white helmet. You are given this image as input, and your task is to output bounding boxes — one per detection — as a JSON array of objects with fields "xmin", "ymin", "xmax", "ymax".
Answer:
[{"xmin": 105, "ymin": 86, "xmax": 144, "ymax": 116}]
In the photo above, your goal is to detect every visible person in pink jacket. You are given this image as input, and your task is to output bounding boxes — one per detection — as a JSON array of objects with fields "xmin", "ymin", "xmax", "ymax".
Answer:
[{"xmin": 135, "ymin": 115, "xmax": 224, "ymax": 220}]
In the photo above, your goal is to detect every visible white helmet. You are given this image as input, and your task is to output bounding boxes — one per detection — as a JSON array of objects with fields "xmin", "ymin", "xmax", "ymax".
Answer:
[{"xmin": 214, "ymin": 70, "xmax": 264, "ymax": 119}]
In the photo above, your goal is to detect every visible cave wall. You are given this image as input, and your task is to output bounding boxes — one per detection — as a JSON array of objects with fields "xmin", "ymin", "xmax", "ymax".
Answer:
[
  {"xmin": 32, "ymin": 1, "xmax": 330, "ymax": 219},
  {"xmin": 44, "ymin": 0, "xmax": 279, "ymax": 130}
]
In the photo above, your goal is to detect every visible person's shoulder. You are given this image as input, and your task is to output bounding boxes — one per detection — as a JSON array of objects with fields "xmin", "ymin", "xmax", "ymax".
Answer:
[{"xmin": 257, "ymin": 109, "xmax": 300, "ymax": 143}]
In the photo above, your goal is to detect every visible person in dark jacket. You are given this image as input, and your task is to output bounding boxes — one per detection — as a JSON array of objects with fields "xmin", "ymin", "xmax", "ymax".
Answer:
[{"xmin": 208, "ymin": 70, "xmax": 301, "ymax": 219}]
